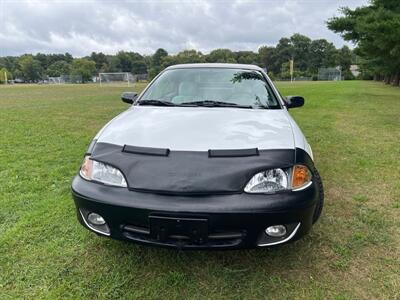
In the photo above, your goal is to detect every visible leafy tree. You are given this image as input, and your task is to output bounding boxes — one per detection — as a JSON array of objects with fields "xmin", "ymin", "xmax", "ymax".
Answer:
[
  {"xmin": 43, "ymin": 53, "xmax": 73, "ymax": 70},
  {"xmin": 260, "ymin": 34, "xmax": 340, "ymax": 78},
  {"xmin": 71, "ymin": 58, "xmax": 96, "ymax": 82},
  {"xmin": 115, "ymin": 51, "xmax": 146, "ymax": 73},
  {"xmin": 272, "ymin": 37, "xmax": 293, "ymax": 74},
  {"xmin": 116, "ymin": 51, "xmax": 133, "ymax": 72},
  {"xmin": 271, "ymin": 34, "xmax": 313, "ymax": 75},
  {"xmin": 357, "ymin": 57, "xmax": 375, "ymax": 80},
  {"xmin": 18, "ymin": 55, "xmax": 43, "ymax": 82},
  {"xmin": 47, "ymin": 61, "xmax": 71, "ymax": 77},
  {"xmin": 152, "ymin": 48, "xmax": 168, "ymax": 67},
  {"xmin": 149, "ymin": 48, "xmax": 168, "ymax": 79},
  {"xmin": 234, "ymin": 51, "xmax": 258, "ymax": 65},
  {"xmin": 0, "ymin": 57, "xmax": 18, "ymax": 75},
  {"xmin": 258, "ymin": 46, "xmax": 276, "ymax": 70},
  {"xmin": 0, "ymin": 57, "xmax": 7, "ymax": 69},
  {"xmin": 90, "ymin": 52, "xmax": 108, "ymax": 71},
  {"xmin": 290, "ymin": 33, "xmax": 312, "ymax": 71},
  {"xmin": 64, "ymin": 53, "xmax": 74, "ymax": 63},
  {"xmin": 327, "ymin": 0, "xmax": 400, "ymax": 85},
  {"xmin": 176, "ymin": 50, "xmax": 205, "ymax": 64},
  {"xmin": 161, "ymin": 50, "xmax": 205, "ymax": 69},
  {"xmin": 0, "ymin": 68, "xmax": 12, "ymax": 83},
  {"xmin": 335, "ymin": 46, "xmax": 353, "ymax": 73},
  {"xmin": 308, "ymin": 39, "xmax": 337, "ymax": 73},
  {"xmin": 32, "ymin": 53, "xmax": 73, "ymax": 71},
  {"xmin": 206, "ymin": 49, "xmax": 236, "ymax": 63},
  {"xmin": 104, "ymin": 55, "xmax": 120, "ymax": 72},
  {"xmin": 131, "ymin": 60, "xmax": 147, "ymax": 74},
  {"xmin": 35, "ymin": 53, "xmax": 49, "ymax": 70}
]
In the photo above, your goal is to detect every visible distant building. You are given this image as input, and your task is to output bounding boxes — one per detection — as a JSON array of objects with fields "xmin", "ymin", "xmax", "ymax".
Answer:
[{"xmin": 350, "ymin": 65, "xmax": 360, "ymax": 77}]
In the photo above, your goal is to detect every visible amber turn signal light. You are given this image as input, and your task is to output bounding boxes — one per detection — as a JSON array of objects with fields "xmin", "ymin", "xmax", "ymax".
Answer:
[
  {"xmin": 80, "ymin": 156, "xmax": 93, "ymax": 180},
  {"xmin": 291, "ymin": 165, "xmax": 311, "ymax": 189}
]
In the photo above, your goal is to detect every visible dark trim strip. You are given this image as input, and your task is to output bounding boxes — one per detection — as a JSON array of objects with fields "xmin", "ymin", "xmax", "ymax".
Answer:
[
  {"xmin": 122, "ymin": 145, "xmax": 170, "ymax": 156},
  {"xmin": 208, "ymin": 148, "xmax": 259, "ymax": 157},
  {"xmin": 85, "ymin": 139, "xmax": 98, "ymax": 155}
]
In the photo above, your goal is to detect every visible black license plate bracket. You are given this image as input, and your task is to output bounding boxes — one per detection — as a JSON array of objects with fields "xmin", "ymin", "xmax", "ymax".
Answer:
[{"xmin": 149, "ymin": 216, "xmax": 208, "ymax": 244}]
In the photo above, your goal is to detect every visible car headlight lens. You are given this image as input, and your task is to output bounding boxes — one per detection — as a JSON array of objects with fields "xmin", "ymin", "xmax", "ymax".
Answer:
[
  {"xmin": 244, "ymin": 168, "xmax": 289, "ymax": 193},
  {"xmin": 80, "ymin": 156, "xmax": 127, "ymax": 187},
  {"xmin": 244, "ymin": 165, "xmax": 312, "ymax": 193},
  {"xmin": 291, "ymin": 165, "xmax": 312, "ymax": 190}
]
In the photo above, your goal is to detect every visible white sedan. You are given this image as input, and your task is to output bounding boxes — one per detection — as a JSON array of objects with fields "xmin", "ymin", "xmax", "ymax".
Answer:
[{"xmin": 72, "ymin": 63, "xmax": 324, "ymax": 249}]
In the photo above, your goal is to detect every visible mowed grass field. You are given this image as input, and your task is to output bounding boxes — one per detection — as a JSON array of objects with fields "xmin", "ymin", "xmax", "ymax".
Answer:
[{"xmin": 0, "ymin": 81, "xmax": 399, "ymax": 299}]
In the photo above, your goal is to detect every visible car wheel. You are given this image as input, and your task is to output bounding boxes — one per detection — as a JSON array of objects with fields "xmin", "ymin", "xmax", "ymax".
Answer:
[{"xmin": 312, "ymin": 167, "xmax": 324, "ymax": 224}]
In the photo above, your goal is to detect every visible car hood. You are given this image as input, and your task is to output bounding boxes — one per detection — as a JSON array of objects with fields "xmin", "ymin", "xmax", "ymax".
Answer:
[{"xmin": 96, "ymin": 106, "xmax": 294, "ymax": 151}]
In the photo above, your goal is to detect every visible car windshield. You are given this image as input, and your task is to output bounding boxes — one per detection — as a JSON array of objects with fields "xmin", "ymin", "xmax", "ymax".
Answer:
[{"xmin": 139, "ymin": 68, "xmax": 281, "ymax": 109}]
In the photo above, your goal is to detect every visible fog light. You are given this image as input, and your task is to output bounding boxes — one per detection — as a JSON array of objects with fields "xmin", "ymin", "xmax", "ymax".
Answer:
[
  {"xmin": 265, "ymin": 225, "xmax": 287, "ymax": 237},
  {"xmin": 87, "ymin": 213, "xmax": 106, "ymax": 226}
]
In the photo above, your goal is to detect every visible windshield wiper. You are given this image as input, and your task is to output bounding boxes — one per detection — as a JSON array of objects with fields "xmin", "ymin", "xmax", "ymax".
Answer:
[
  {"xmin": 180, "ymin": 100, "xmax": 253, "ymax": 109},
  {"xmin": 138, "ymin": 99, "xmax": 253, "ymax": 109},
  {"xmin": 138, "ymin": 99, "xmax": 176, "ymax": 106}
]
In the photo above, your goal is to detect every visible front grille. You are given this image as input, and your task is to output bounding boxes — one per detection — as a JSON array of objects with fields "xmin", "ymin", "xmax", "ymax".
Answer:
[{"xmin": 121, "ymin": 224, "xmax": 246, "ymax": 249}]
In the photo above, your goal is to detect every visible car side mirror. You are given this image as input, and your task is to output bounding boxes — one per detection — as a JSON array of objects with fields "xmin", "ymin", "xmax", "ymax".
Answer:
[
  {"xmin": 121, "ymin": 92, "xmax": 138, "ymax": 104},
  {"xmin": 285, "ymin": 96, "xmax": 304, "ymax": 109}
]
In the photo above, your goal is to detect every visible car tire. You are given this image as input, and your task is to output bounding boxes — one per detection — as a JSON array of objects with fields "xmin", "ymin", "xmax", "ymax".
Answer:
[{"xmin": 312, "ymin": 167, "xmax": 324, "ymax": 224}]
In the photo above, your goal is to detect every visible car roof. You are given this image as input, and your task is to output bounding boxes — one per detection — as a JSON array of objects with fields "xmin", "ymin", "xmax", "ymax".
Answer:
[{"xmin": 165, "ymin": 63, "xmax": 264, "ymax": 71}]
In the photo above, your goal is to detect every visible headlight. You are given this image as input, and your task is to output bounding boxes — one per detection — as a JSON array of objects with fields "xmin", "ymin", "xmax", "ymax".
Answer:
[
  {"xmin": 244, "ymin": 165, "xmax": 312, "ymax": 193},
  {"xmin": 244, "ymin": 168, "xmax": 289, "ymax": 193},
  {"xmin": 80, "ymin": 156, "xmax": 127, "ymax": 187}
]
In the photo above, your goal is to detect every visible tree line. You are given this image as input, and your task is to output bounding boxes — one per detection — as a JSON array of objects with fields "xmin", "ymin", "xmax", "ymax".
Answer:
[
  {"xmin": 0, "ymin": 33, "xmax": 356, "ymax": 83},
  {"xmin": 328, "ymin": 0, "xmax": 400, "ymax": 86},
  {"xmin": 2, "ymin": 0, "xmax": 398, "ymax": 85}
]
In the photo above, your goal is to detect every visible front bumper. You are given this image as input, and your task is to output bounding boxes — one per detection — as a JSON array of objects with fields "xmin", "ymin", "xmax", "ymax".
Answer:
[{"xmin": 71, "ymin": 175, "xmax": 319, "ymax": 249}]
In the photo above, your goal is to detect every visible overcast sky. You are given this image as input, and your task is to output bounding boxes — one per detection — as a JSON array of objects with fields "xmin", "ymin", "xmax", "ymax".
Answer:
[{"xmin": 1, "ymin": 0, "xmax": 367, "ymax": 57}]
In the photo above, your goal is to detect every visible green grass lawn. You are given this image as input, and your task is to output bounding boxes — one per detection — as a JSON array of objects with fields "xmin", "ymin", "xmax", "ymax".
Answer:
[{"xmin": 0, "ymin": 81, "xmax": 399, "ymax": 299}]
